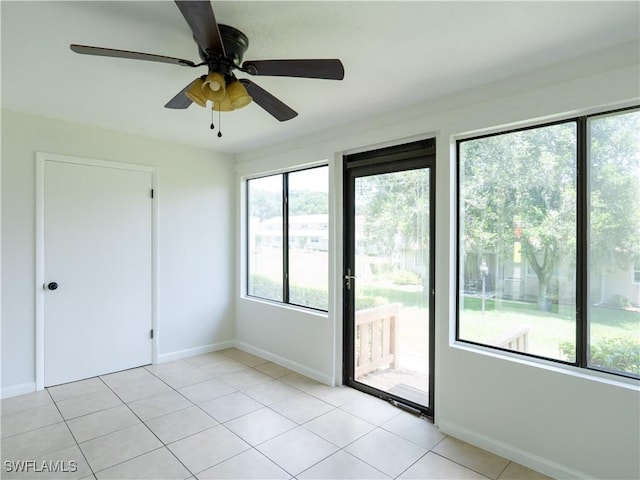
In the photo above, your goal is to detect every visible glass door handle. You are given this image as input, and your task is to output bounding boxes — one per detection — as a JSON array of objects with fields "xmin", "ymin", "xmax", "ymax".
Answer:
[{"xmin": 344, "ymin": 269, "xmax": 358, "ymax": 290}]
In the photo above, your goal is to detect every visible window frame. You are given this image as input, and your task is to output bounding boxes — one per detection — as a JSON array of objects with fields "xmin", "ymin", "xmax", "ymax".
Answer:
[
  {"xmin": 455, "ymin": 105, "xmax": 639, "ymax": 380},
  {"xmin": 245, "ymin": 164, "xmax": 329, "ymax": 313}
]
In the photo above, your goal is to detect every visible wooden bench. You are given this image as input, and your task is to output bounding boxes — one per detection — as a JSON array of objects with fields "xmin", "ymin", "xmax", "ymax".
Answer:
[{"xmin": 355, "ymin": 303, "xmax": 401, "ymax": 376}]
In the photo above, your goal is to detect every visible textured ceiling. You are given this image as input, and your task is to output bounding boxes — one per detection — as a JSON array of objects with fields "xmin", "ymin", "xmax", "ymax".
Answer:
[{"xmin": 2, "ymin": 1, "xmax": 639, "ymax": 154}]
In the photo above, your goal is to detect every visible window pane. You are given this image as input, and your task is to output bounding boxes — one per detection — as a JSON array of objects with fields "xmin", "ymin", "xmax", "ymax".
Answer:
[
  {"xmin": 247, "ymin": 175, "xmax": 283, "ymax": 302},
  {"xmin": 288, "ymin": 166, "xmax": 329, "ymax": 310},
  {"xmin": 588, "ymin": 110, "xmax": 640, "ymax": 376},
  {"xmin": 458, "ymin": 123, "xmax": 577, "ymax": 361}
]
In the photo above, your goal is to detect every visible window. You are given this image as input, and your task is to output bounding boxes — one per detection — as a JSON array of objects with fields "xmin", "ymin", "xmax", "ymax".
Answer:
[
  {"xmin": 457, "ymin": 107, "xmax": 639, "ymax": 379},
  {"xmin": 247, "ymin": 175, "xmax": 283, "ymax": 302},
  {"xmin": 587, "ymin": 110, "xmax": 640, "ymax": 376},
  {"xmin": 634, "ymin": 257, "xmax": 640, "ymax": 284},
  {"xmin": 247, "ymin": 165, "xmax": 329, "ymax": 311}
]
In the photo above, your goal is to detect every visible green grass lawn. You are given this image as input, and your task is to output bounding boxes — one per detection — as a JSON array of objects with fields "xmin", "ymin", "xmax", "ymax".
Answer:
[
  {"xmin": 360, "ymin": 285, "xmax": 428, "ymax": 308},
  {"xmin": 459, "ymin": 301, "xmax": 575, "ymax": 359},
  {"xmin": 360, "ymin": 283, "xmax": 638, "ymax": 366},
  {"xmin": 462, "ymin": 296, "xmax": 640, "ymax": 364}
]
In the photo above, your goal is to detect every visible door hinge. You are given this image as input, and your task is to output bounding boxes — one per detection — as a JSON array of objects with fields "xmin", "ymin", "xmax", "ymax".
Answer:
[
  {"xmin": 151, "ymin": 189, "xmax": 154, "ymax": 199},
  {"xmin": 150, "ymin": 329, "xmax": 154, "ymax": 339}
]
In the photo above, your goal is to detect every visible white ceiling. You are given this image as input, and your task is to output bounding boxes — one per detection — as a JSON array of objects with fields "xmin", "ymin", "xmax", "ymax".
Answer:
[{"xmin": 2, "ymin": 1, "xmax": 639, "ymax": 154}]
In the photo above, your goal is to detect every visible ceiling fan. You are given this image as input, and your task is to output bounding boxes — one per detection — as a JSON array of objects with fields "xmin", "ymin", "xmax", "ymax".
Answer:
[{"xmin": 69, "ymin": 0, "xmax": 344, "ymax": 128}]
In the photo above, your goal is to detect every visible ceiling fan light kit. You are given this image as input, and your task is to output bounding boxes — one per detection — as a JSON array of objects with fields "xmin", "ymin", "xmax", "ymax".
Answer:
[
  {"xmin": 226, "ymin": 80, "xmax": 252, "ymax": 110},
  {"xmin": 69, "ymin": 0, "xmax": 345, "ymax": 137},
  {"xmin": 185, "ymin": 77, "xmax": 208, "ymax": 107},
  {"xmin": 202, "ymin": 72, "xmax": 226, "ymax": 98}
]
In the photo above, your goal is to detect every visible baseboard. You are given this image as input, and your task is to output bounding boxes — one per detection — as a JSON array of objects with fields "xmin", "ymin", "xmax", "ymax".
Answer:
[
  {"xmin": 233, "ymin": 340, "xmax": 334, "ymax": 386},
  {"xmin": 1, "ymin": 341, "xmax": 327, "ymax": 398},
  {"xmin": 438, "ymin": 420, "xmax": 595, "ymax": 480},
  {"xmin": 157, "ymin": 340, "xmax": 235, "ymax": 364},
  {"xmin": 1, "ymin": 382, "xmax": 37, "ymax": 399}
]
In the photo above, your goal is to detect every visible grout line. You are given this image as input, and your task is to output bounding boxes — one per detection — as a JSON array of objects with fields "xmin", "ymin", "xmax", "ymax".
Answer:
[
  {"xmin": 430, "ymin": 451, "xmax": 495, "ymax": 479},
  {"xmin": 44, "ymin": 387, "xmax": 97, "ymax": 479},
  {"xmin": 142, "ymin": 364, "xmax": 228, "ymax": 421},
  {"xmin": 431, "ymin": 433, "xmax": 449, "ymax": 449},
  {"xmin": 99, "ymin": 371, "xmax": 199, "ymax": 478},
  {"xmin": 0, "ymin": 403, "xmax": 63, "ymax": 440},
  {"xmin": 390, "ymin": 431, "xmax": 451, "ymax": 479},
  {"xmin": 393, "ymin": 449, "xmax": 430, "ymax": 479},
  {"xmin": 497, "ymin": 460, "xmax": 512, "ymax": 480}
]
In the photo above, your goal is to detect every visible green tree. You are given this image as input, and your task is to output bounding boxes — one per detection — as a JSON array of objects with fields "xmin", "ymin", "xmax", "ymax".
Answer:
[
  {"xmin": 461, "ymin": 111, "xmax": 640, "ymax": 311},
  {"xmin": 358, "ymin": 169, "xmax": 430, "ymax": 262},
  {"xmin": 249, "ymin": 188, "xmax": 328, "ymax": 220},
  {"xmin": 589, "ymin": 112, "xmax": 640, "ymax": 304},
  {"xmin": 461, "ymin": 123, "xmax": 577, "ymax": 310},
  {"xmin": 289, "ymin": 189, "xmax": 328, "ymax": 216},
  {"xmin": 249, "ymin": 188, "xmax": 281, "ymax": 221}
]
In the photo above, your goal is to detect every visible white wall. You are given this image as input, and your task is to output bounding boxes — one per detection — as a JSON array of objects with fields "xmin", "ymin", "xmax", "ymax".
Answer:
[
  {"xmin": 235, "ymin": 42, "xmax": 640, "ymax": 479},
  {"xmin": 1, "ymin": 110, "xmax": 235, "ymax": 396},
  {"xmin": 235, "ymin": 155, "xmax": 339, "ymax": 384}
]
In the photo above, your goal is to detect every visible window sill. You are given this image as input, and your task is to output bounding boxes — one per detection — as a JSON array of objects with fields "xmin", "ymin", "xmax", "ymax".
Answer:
[
  {"xmin": 241, "ymin": 294, "xmax": 329, "ymax": 318},
  {"xmin": 452, "ymin": 340, "xmax": 640, "ymax": 390}
]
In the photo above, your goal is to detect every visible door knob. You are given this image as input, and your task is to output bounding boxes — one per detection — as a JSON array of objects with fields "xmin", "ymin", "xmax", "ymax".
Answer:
[{"xmin": 47, "ymin": 282, "xmax": 59, "ymax": 291}]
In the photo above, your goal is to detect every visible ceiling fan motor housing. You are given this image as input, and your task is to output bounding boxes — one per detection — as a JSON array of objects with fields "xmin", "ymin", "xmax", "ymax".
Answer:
[{"xmin": 199, "ymin": 24, "xmax": 249, "ymax": 74}]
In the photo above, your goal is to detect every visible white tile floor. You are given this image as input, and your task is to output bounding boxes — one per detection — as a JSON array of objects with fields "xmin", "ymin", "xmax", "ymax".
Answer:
[{"xmin": 1, "ymin": 348, "xmax": 552, "ymax": 479}]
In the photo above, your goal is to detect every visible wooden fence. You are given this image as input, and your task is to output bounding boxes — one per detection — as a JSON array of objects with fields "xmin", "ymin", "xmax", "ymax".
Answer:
[
  {"xmin": 355, "ymin": 303, "xmax": 401, "ymax": 376},
  {"xmin": 489, "ymin": 324, "xmax": 531, "ymax": 352}
]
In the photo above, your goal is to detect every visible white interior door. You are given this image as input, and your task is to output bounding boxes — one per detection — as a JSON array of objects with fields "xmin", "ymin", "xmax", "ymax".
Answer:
[{"xmin": 43, "ymin": 159, "xmax": 153, "ymax": 386}]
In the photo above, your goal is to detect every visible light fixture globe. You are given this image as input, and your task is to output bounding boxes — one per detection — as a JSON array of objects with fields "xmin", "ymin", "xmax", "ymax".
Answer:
[
  {"xmin": 226, "ymin": 80, "xmax": 252, "ymax": 110},
  {"xmin": 202, "ymin": 72, "xmax": 226, "ymax": 101},
  {"xmin": 185, "ymin": 77, "xmax": 207, "ymax": 107}
]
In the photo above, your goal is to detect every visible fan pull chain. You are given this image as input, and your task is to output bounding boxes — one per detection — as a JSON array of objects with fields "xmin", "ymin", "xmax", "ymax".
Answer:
[
  {"xmin": 217, "ymin": 108, "xmax": 222, "ymax": 138},
  {"xmin": 210, "ymin": 106, "xmax": 215, "ymax": 130}
]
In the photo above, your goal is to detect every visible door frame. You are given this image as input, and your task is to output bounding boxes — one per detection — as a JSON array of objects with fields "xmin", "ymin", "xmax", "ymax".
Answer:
[
  {"xmin": 342, "ymin": 139, "xmax": 436, "ymax": 417},
  {"xmin": 35, "ymin": 152, "xmax": 158, "ymax": 390}
]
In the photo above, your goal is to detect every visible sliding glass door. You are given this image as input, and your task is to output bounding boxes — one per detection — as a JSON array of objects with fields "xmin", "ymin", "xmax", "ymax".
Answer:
[{"xmin": 343, "ymin": 139, "xmax": 435, "ymax": 416}]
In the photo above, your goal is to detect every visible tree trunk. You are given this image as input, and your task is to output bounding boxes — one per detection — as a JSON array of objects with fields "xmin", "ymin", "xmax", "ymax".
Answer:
[
  {"xmin": 598, "ymin": 264, "xmax": 606, "ymax": 305},
  {"xmin": 522, "ymin": 240, "xmax": 555, "ymax": 312},
  {"xmin": 536, "ymin": 274, "xmax": 551, "ymax": 311}
]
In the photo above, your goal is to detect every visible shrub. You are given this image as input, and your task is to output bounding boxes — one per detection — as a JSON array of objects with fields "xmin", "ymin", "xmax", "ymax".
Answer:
[
  {"xmin": 290, "ymin": 284, "xmax": 328, "ymax": 310},
  {"xmin": 249, "ymin": 275, "xmax": 328, "ymax": 310},
  {"xmin": 247, "ymin": 275, "xmax": 388, "ymax": 311},
  {"xmin": 391, "ymin": 269, "xmax": 421, "ymax": 286},
  {"xmin": 559, "ymin": 337, "xmax": 640, "ymax": 375},
  {"xmin": 605, "ymin": 294, "xmax": 631, "ymax": 309},
  {"xmin": 249, "ymin": 275, "xmax": 282, "ymax": 300},
  {"xmin": 370, "ymin": 262, "xmax": 394, "ymax": 276},
  {"xmin": 356, "ymin": 296, "xmax": 387, "ymax": 309}
]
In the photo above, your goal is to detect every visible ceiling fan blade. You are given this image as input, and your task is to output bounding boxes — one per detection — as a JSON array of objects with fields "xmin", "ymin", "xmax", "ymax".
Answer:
[
  {"xmin": 70, "ymin": 44, "xmax": 196, "ymax": 67},
  {"xmin": 164, "ymin": 80, "xmax": 196, "ymax": 109},
  {"xmin": 174, "ymin": 1, "xmax": 226, "ymax": 56},
  {"xmin": 242, "ymin": 59, "xmax": 344, "ymax": 80},
  {"xmin": 240, "ymin": 79, "xmax": 298, "ymax": 122}
]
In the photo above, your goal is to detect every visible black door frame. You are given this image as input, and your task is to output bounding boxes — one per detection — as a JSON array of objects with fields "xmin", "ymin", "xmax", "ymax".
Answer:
[{"xmin": 343, "ymin": 138, "xmax": 436, "ymax": 418}]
